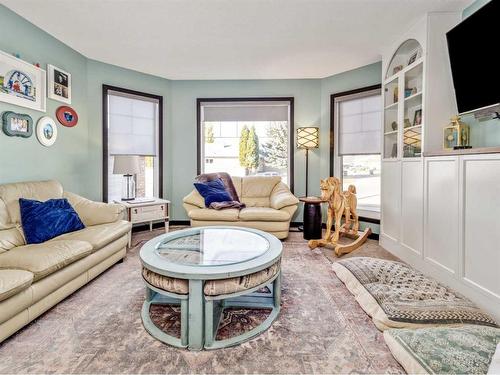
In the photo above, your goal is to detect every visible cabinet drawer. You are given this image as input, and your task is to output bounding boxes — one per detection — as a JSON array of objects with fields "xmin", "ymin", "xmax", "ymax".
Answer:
[{"xmin": 130, "ymin": 204, "xmax": 166, "ymax": 223}]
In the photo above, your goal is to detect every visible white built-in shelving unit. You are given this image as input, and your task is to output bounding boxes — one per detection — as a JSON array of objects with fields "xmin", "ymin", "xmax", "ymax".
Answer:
[
  {"xmin": 379, "ymin": 12, "xmax": 500, "ymax": 322},
  {"xmin": 383, "ymin": 40, "xmax": 424, "ymax": 159}
]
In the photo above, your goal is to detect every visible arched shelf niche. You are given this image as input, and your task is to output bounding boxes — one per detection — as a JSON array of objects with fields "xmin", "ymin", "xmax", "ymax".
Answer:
[{"xmin": 385, "ymin": 39, "xmax": 423, "ymax": 79}]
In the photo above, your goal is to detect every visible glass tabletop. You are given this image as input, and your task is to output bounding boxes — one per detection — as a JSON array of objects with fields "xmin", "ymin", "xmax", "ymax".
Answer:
[{"xmin": 155, "ymin": 228, "xmax": 270, "ymax": 266}]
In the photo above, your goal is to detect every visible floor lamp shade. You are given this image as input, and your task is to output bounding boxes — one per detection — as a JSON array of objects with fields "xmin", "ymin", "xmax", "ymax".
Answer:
[
  {"xmin": 296, "ymin": 127, "xmax": 319, "ymax": 198},
  {"xmin": 297, "ymin": 127, "xmax": 319, "ymax": 149},
  {"xmin": 113, "ymin": 155, "xmax": 140, "ymax": 200}
]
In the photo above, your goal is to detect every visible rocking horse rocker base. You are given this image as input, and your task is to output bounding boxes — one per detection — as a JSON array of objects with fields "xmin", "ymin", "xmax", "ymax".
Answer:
[
  {"xmin": 308, "ymin": 227, "xmax": 371, "ymax": 256},
  {"xmin": 307, "ymin": 177, "xmax": 372, "ymax": 256}
]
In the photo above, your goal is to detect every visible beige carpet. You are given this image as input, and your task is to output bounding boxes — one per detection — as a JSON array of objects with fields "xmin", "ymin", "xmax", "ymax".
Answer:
[{"xmin": 0, "ymin": 228, "xmax": 403, "ymax": 374}]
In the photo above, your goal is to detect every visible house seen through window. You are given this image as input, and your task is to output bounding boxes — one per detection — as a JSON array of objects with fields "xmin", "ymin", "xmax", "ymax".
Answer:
[{"xmin": 198, "ymin": 99, "xmax": 293, "ymax": 187}]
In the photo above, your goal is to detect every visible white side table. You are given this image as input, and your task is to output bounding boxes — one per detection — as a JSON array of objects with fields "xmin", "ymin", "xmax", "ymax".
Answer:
[{"xmin": 115, "ymin": 198, "xmax": 170, "ymax": 247}]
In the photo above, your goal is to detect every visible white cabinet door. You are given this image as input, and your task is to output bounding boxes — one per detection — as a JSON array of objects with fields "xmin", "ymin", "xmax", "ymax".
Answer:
[
  {"xmin": 462, "ymin": 155, "xmax": 500, "ymax": 299},
  {"xmin": 381, "ymin": 161, "xmax": 401, "ymax": 241},
  {"xmin": 401, "ymin": 161, "xmax": 423, "ymax": 256},
  {"xmin": 424, "ymin": 157, "xmax": 459, "ymax": 275}
]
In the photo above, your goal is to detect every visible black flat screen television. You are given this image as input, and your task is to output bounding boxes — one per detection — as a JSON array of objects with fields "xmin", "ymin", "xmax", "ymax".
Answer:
[{"xmin": 446, "ymin": 0, "xmax": 500, "ymax": 114}]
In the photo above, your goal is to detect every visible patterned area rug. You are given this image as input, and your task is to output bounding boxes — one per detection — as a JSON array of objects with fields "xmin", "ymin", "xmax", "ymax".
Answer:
[{"xmin": 0, "ymin": 228, "xmax": 404, "ymax": 374}]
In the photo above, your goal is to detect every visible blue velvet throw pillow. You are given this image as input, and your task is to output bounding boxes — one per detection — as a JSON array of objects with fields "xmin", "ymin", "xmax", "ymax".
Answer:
[
  {"xmin": 193, "ymin": 178, "xmax": 232, "ymax": 208},
  {"xmin": 19, "ymin": 198, "xmax": 85, "ymax": 244}
]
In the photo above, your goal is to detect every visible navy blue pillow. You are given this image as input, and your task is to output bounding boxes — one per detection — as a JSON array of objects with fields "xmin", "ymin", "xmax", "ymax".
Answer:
[
  {"xmin": 193, "ymin": 178, "xmax": 232, "ymax": 208},
  {"xmin": 19, "ymin": 198, "xmax": 85, "ymax": 244}
]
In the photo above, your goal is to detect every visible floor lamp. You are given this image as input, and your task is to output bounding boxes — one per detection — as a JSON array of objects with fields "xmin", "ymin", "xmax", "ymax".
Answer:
[{"xmin": 297, "ymin": 127, "xmax": 319, "ymax": 197}]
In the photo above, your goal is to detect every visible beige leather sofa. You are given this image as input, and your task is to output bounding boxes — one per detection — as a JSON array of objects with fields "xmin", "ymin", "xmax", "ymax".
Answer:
[
  {"xmin": 183, "ymin": 176, "xmax": 299, "ymax": 239},
  {"xmin": 0, "ymin": 180, "xmax": 131, "ymax": 343}
]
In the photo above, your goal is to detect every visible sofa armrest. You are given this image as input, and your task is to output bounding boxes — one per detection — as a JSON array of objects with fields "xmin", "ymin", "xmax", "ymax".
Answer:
[
  {"xmin": 183, "ymin": 189, "xmax": 205, "ymax": 209},
  {"xmin": 64, "ymin": 191, "xmax": 125, "ymax": 227},
  {"xmin": 270, "ymin": 182, "xmax": 299, "ymax": 210}
]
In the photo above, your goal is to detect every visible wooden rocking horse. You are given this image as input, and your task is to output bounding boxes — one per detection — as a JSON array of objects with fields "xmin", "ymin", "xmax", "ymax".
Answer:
[{"xmin": 308, "ymin": 177, "xmax": 371, "ymax": 256}]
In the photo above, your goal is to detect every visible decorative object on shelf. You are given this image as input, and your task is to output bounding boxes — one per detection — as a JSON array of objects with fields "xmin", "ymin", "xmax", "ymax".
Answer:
[
  {"xmin": 0, "ymin": 49, "xmax": 46, "ymax": 112},
  {"xmin": 56, "ymin": 105, "xmax": 78, "ymax": 127},
  {"xmin": 443, "ymin": 116, "xmax": 471, "ymax": 150},
  {"xmin": 393, "ymin": 87, "xmax": 398, "ymax": 104},
  {"xmin": 391, "ymin": 121, "xmax": 398, "ymax": 131},
  {"xmin": 36, "ymin": 116, "xmax": 58, "ymax": 147},
  {"xmin": 413, "ymin": 109, "xmax": 422, "ymax": 126},
  {"xmin": 308, "ymin": 177, "xmax": 371, "ymax": 256},
  {"xmin": 47, "ymin": 64, "xmax": 71, "ymax": 104},
  {"xmin": 407, "ymin": 48, "xmax": 421, "ymax": 66},
  {"xmin": 392, "ymin": 65, "xmax": 403, "ymax": 75},
  {"xmin": 296, "ymin": 127, "xmax": 319, "ymax": 197},
  {"xmin": 1, "ymin": 111, "xmax": 33, "ymax": 138},
  {"xmin": 404, "ymin": 118, "xmax": 412, "ymax": 128},
  {"xmin": 113, "ymin": 155, "xmax": 140, "ymax": 201},
  {"xmin": 411, "ymin": 87, "xmax": 418, "ymax": 95},
  {"xmin": 404, "ymin": 89, "xmax": 413, "ymax": 98},
  {"xmin": 391, "ymin": 143, "xmax": 398, "ymax": 158}
]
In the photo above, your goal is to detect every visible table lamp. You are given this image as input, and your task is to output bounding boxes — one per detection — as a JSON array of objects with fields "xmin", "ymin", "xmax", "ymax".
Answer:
[
  {"xmin": 297, "ymin": 127, "xmax": 319, "ymax": 197},
  {"xmin": 113, "ymin": 155, "xmax": 140, "ymax": 201}
]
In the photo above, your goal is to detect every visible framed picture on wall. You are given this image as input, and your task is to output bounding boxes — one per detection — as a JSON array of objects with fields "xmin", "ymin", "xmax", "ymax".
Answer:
[
  {"xmin": 0, "ymin": 49, "xmax": 46, "ymax": 112},
  {"xmin": 47, "ymin": 64, "xmax": 71, "ymax": 104}
]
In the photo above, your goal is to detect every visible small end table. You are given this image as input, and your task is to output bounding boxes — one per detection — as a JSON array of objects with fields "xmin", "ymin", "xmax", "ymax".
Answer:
[
  {"xmin": 299, "ymin": 196, "xmax": 323, "ymax": 240},
  {"xmin": 115, "ymin": 198, "xmax": 170, "ymax": 247}
]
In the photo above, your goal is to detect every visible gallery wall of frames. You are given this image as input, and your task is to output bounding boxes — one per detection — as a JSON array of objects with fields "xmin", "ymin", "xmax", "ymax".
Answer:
[{"xmin": 0, "ymin": 49, "xmax": 77, "ymax": 147}]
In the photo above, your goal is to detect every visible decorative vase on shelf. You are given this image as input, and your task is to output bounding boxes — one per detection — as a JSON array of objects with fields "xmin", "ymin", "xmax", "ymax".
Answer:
[{"xmin": 442, "ymin": 116, "xmax": 471, "ymax": 150}]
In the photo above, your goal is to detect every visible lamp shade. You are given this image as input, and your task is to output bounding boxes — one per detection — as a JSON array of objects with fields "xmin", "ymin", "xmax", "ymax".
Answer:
[
  {"xmin": 297, "ymin": 127, "xmax": 319, "ymax": 149},
  {"xmin": 113, "ymin": 155, "xmax": 140, "ymax": 175}
]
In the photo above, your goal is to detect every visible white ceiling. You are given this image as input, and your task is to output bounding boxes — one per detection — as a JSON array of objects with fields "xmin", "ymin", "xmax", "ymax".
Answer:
[{"xmin": 1, "ymin": 0, "xmax": 471, "ymax": 80}]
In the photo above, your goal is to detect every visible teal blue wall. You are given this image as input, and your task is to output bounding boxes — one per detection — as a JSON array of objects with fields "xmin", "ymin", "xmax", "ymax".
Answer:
[
  {"xmin": 0, "ymin": 5, "xmax": 89, "ymax": 195},
  {"xmin": 0, "ymin": 4, "xmax": 383, "ymax": 227},
  {"xmin": 462, "ymin": 0, "xmax": 490, "ymax": 18},
  {"xmin": 168, "ymin": 79, "xmax": 321, "ymax": 220},
  {"xmin": 460, "ymin": 0, "xmax": 499, "ymax": 147}
]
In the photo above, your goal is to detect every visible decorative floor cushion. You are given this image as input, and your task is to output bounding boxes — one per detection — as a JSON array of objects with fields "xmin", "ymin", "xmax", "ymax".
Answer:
[
  {"xmin": 384, "ymin": 325, "xmax": 500, "ymax": 374},
  {"xmin": 489, "ymin": 343, "xmax": 500, "ymax": 374},
  {"xmin": 332, "ymin": 257, "xmax": 497, "ymax": 330}
]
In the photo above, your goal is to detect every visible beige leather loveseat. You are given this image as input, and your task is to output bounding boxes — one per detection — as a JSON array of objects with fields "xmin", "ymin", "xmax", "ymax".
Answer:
[
  {"xmin": 183, "ymin": 176, "xmax": 299, "ymax": 239},
  {"xmin": 0, "ymin": 180, "xmax": 131, "ymax": 342}
]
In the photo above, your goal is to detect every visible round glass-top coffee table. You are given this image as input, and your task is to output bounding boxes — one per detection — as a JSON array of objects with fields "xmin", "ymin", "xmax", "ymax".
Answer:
[{"xmin": 140, "ymin": 226, "xmax": 283, "ymax": 350}]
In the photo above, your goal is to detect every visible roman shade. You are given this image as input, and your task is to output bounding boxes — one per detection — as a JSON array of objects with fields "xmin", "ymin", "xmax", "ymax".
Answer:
[
  {"xmin": 108, "ymin": 91, "xmax": 158, "ymax": 156},
  {"xmin": 201, "ymin": 101, "xmax": 290, "ymax": 122},
  {"xmin": 336, "ymin": 90, "xmax": 381, "ymax": 155}
]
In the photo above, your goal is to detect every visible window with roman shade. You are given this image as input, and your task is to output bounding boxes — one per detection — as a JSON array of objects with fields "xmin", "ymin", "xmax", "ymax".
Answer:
[
  {"xmin": 333, "ymin": 88, "xmax": 382, "ymax": 215},
  {"xmin": 337, "ymin": 92, "xmax": 381, "ymax": 156},
  {"xmin": 103, "ymin": 87, "xmax": 162, "ymax": 202}
]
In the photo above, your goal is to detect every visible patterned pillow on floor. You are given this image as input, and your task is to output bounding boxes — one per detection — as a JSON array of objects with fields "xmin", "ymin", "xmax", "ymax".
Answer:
[
  {"xmin": 383, "ymin": 325, "xmax": 500, "ymax": 374},
  {"xmin": 332, "ymin": 257, "xmax": 497, "ymax": 330}
]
